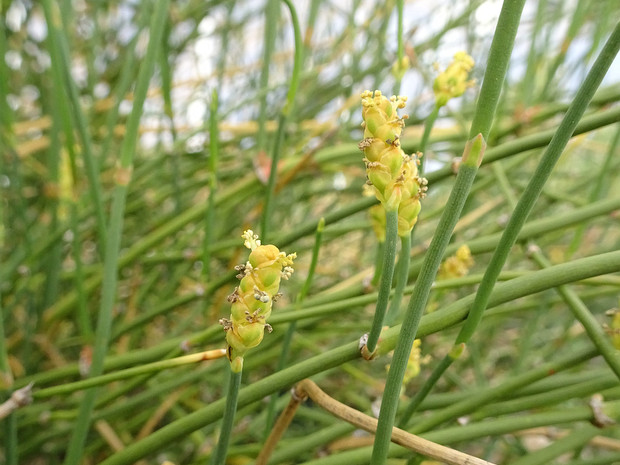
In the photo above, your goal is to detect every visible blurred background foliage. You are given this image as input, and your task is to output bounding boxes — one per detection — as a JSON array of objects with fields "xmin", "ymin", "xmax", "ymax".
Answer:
[{"xmin": 1, "ymin": 0, "xmax": 620, "ymax": 464}]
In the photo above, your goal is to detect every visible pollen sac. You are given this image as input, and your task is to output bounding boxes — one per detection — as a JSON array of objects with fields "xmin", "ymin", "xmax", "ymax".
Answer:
[{"xmin": 221, "ymin": 230, "xmax": 296, "ymax": 372}]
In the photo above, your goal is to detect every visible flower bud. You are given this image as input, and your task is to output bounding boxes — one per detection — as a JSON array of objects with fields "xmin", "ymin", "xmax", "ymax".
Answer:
[
  {"xmin": 220, "ymin": 231, "xmax": 295, "ymax": 371},
  {"xmin": 433, "ymin": 51, "xmax": 475, "ymax": 107}
]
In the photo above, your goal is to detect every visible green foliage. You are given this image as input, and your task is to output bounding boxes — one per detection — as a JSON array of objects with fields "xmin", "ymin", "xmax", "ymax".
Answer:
[{"xmin": 1, "ymin": 1, "xmax": 620, "ymax": 464}]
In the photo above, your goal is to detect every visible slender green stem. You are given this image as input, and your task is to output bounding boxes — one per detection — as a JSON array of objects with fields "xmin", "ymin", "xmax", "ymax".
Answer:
[
  {"xmin": 62, "ymin": 2, "xmax": 171, "ymax": 464},
  {"xmin": 33, "ymin": 350, "xmax": 225, "ymax": 399},
  {"xmin": 70, "ymin": 200, "xmax": 93, "ymax": 341},
  {"xmin": 566, "ymin": 123, "xmax": 620, "ymax": 257},
  {"xmin": 366, "ymin": 209, "xmax": 399, "ymax": 354},
  {"xmin": 456, "ymin": 21, "xmax": 620, "ymax": 346},
  {"xmin": 396, "ymin": 0, "xmax": 404, "ymax": 62},
  {"xmin": 392, "ymin": 0, "xmax": 405, "ymax": 94},
  {"xmin": 160, "ymin": 20, "xmax": 182, "ymax": 214},
  {"xmin": 539, "ymin": 0, "xmax": 588, "ymax": 101},
  {"xmin": 370, "ymin": 240, "xmax": 386, "ymax": 287},
  {"xmin": 264, "ymin": 217, "xmax": 325, "ymax": 433},
  {"xmin": 204, "ymin": 90, "xmax": 219, "ymax": 279},
  {"xmin": 371, "ymin": 2, "xmax": 526, "ymax": 462},
  {"xmin": 260, "ymin": 0, "xmax": 302, "ymax": 241},
  {"xmin": 468, "ymin": 2, "xmax": 527, "ymax": 141},
  {"xmin": 530, "ymin": 249, "xmax": 620, "ymax": 381},
  {"xmin": 398, "ymin": 355, "xmax": 452, "ymax": 427},
  {"xmin": 384, "ymin": 233, "xmax": 411, "ymax": 326},
  {"xmin": 509, "ymin": 424, "xmax": 600, "ymax": 465},
  {"xmin": 418, "ymin": 105, "xmax": 439, "ymax": 175},
  {"xmin": 409, "ymin": 347, "xmax": 597, "ymax": 434},
  {"xmin": 0, "ymin": 54, "xmax": 16, "ymax": 458},
  {"xmin": 210, "ymin": 368, "xmax": 242, "ymax": 465},
  {"xmin": 41, "ymin": 0, "xmax": 107, "ymax": 256},
  {"xmin": 256, "ymin": 0, "xmax": 279, "ymax": 155},
  {"xmin": 401, "ymin": 7, "xmax": 620, "ymax": 430},
  {"xmin": 371, "ymin": 163, "xmax": 479, "ymax": 463}
]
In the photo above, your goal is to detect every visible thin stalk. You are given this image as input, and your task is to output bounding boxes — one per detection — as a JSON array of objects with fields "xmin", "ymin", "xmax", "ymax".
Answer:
[
  {"xmin": 203, "ymin": 90, "xmax": 219, "ymax": 279},
  {"xmin": 209, "ymin": 369, "xmax": 242, "ymax": 465},
  {"xmin": 509, "ymin": 425, "xmax": 601, "ymax": 465},
  {"xmin": 256, "ymin": 0, "xmax": 279, "ymax": 155},
  {"xmin": 396, "ymin": 0, "xmax": 404, "ymax": 64},
  {"xmin": 62, "ymin": 2, "xmax": 171, "ymax": 464},
  {"xmin": 529, "ymin": 249, "xmax": 620, "ymax": 381},
  {"xmin": 392, "ymin": 0, "xmax": 405, "ymax": 94},
  {"xmin": 264, "ymin": 218, "xmax": 325, "ymax": 432},
  {"xmin": 418, "ymin": 105, "xmax": 439, "ymax": 176},
  {"xmin": 371, "ymin": 1, "xmax": 526, "ymax": 462},
  {"xmin": 566, "ymin": 123, "xmax": 620, "ymax": 258},
  {"xmin": 384, "ymin": 232, "xmax": 411, "ymax": 326},
  {"xmin": 70, "ymin": 200, "xmax": 93, "ymax": 341},
  {"xmin": 409, "ymin": 347, "xmax": 598, "ymax": 434},
  {"xmin": 455, "ymin": 22, "xmax": 620, "ymax": 349},
  {"xmin": 539, "ymin": 0, "xmax": 588, "ymax": 101},
  {"xmin": 370, "ymin": 240, "xmax": 386, "ymax": 287},
  {"xmin": 33, "ymin": 350, "xmax": 226, "ymax": 399},
  {"xmin": 0, "ymin": 56, "xmax": 16, "ymax": 457},
  {"xmin": 41, "ymin": 0, "xmax": 107, "ymax": 256},
  {"xmin": 365, "ymin": 209, "xmax": 399, "ymax": 354},
  {"xmin": 400, "ymin": 16, "xmax": 620, "ymax": 429},
  {"xmin": 564, "ymin": 452, "xmax": 620, "ymax": 465},
  {"xmin": 520, "ymin": 0, "xmax": 547, "ymax": 106},
  {"xmin": 260, "ymin": 0, "xmax": 302, "ymax": 241},
  {"xmin": 371, "ymin": 162, "xmax": 479, "ymax": 461},
  {"xmin": 160, "ymin": 19, "xmax": 182, "ymax": 214}
]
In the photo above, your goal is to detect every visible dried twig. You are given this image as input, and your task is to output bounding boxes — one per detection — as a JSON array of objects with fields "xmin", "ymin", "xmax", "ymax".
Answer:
[
  {"xmin": 0, "ymin": 383, "xmax": 33, "ymax": 420},
  {"xmin": 257, "ymin": 379, "xmax": 495, "ymax": 465}
]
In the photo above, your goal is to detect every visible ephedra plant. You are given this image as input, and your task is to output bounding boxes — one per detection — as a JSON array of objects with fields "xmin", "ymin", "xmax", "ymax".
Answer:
[{"xmin": 2, "ymin": 1, "xmax": 620, "ymax": 465}]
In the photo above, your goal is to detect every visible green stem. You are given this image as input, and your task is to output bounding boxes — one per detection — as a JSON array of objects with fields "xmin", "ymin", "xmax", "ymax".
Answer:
[
  {"xmin": 566, "ymin": 123, "xmax": 620, "ymax": 258},
  {"xmin": 456, "ymin": 21, "xmax": 620, "ymax": 345},
  {"xmin": 371, "ymin": 163, "xmax": 479, "ymax": 463},
  {"xmin": 384, "ymin": 232, "xmax": 411, "ymax": 326},
  {"xmin": 41, "ymin": 0, "xmax": 107, "ymax": 256},
  {"xmin": 509, "ymin": 424, "xmax": 600, "ymax": 465},
  {"xmin": 371, "ymin": 1, "xmax": 526, "ymax": 462},
  {"xmin": 264, "ymin": 218, "xmax": 325, "ymax": 432},
  {"xmin": 401, "ymin": 11, "xmax": 620, "ymax": 430},
  {"xmin": 260, "ymin": 0, "xmax": 302, "ymax": 241},
  {"xmin": 418, "ymin": 105, "xmax": 440, "ymax": 175},
  {"xmin": 0, "ymin": 24, "xmax": 16, "ymax": 463},
  {"xmin": 160, "ymin": 18, "xmax": 182, "ymax": 214},
  {"xmin": 33, "ymin": 350, "xmax": 224, "ymax": 399},
  {"xmin": 370, "ymin": 240, "xmax": 386, "ymax": 287},
  {"xmin": 204, "ymin": 90, "xmax": 219, "ymax": 279},
  {"xmin": 529, "ymin": 249, "xmax": 620, "ymax": 381},
  {"xmin": 210, "ymin": 369, "xmax": 242, "ymax": 465},
  {"xmin": 392, "ymin": 0, "xmax": 404, "ymax": 94},
  {"xmin": 366, "ymin": 209, "xmax": 399, "ymax": 354},
  {"xmin": 398, "ymin": 355, "xmax": 452, "ymax": 427},
  {"xmin": 409, "ymin": 347, "xmax": 597, "ymax": 434},
  {"xmin": 256, "ymin": 0, "xmax": 279, "ymax": 155},
  {"xmin": 61, "ymin": 2, "xmax": 171, "ymax": 464}
]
